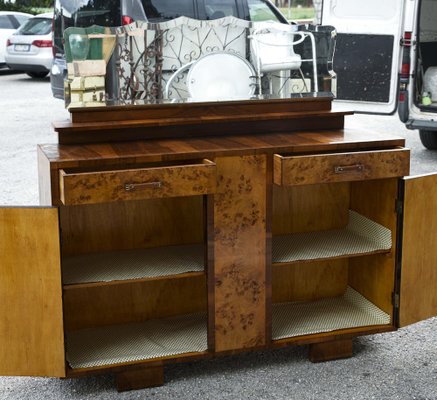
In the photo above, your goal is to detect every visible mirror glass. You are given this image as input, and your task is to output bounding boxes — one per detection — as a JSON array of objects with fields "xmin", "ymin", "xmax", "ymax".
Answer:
[{"xmin": 63, "ymin": 17, "xmax": 336, "ymax": 109}]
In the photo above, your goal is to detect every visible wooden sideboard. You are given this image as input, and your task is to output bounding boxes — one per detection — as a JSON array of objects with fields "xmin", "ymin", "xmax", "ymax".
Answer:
[{"xmin": 1, "ymin": 96, "xmax": 437, "ymax": 391}]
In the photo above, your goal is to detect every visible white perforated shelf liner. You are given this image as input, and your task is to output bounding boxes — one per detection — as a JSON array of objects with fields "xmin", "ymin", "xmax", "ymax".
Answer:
[
  {"xmin": 62, "ymin": 243, "xmax": 204, "ymax": 284},
  {"xmin": 66, "ymin": 312, "xmax": 208, "ymax": 369},
  {"xmin": 272, "ymin": 210, "xmax": 392, "ymax": 263},
  {"xmin": 272, "ymin": 287, "xmax": 390, "ymax": 340}
]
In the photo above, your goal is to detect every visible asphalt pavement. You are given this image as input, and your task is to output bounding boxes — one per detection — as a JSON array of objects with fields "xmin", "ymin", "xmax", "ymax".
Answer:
[{"xmin": 0, "ymin": 71, "xmax": 436, "ymax": 400}]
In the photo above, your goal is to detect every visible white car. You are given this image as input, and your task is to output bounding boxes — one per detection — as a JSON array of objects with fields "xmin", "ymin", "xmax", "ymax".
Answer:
[
  {"xmin": 0, "ymin": 11, "xmax": 31, "ymax": 68},
  {"xmin": 5, "ymin": 12, "xmax": 53, "ymax": 78}
]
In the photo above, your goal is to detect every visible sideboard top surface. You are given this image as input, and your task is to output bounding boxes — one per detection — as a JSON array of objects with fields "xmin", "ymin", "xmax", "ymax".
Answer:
[{"xmin": 39, "ymin": 128, "xmax": 406, "ymax": 170}]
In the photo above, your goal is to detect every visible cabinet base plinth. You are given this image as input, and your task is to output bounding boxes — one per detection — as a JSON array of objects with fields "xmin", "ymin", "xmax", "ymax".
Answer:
[
  {"xmin": 309, "ymin": 339, "xmax": 353, "ymax": 363},
  {"xmin": 115, "ymin": 364, "xmax": 164, "ymax": 392}
]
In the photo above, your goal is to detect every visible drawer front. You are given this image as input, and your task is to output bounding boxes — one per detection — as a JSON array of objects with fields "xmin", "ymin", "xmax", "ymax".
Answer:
[
  {"xmin": 274, "ymin": 148, "xmax": 410, "ymax": 186},
  {"xmin": 59, "ymin": 159, "xmax": 216, "ymax": 205}
]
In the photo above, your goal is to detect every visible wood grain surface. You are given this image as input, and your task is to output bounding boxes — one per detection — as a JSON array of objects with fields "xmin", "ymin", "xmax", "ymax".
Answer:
[
  {"xmin": 55, "ymin": 97, "xmax": 338, "ymax": 144},
  {"xmin": 274, "ymin": 148, "xmax": 410, "ymax": 186},
  {"xmin": 59, "ymin": 159, "xmax": 216, "ymax": 205},
  {"xmin": 212, "ymin": 155, "xmax": 268, "ymax": 352},
  {"xmin": 400, "ymin": 173, "xmax": 437, "ymax": 327},
  {"xmin": 0, "ymin": 208, "xmax": 65, "ymax": 377},
  {"xmin": 115, "ymin": 364, "xmax": 164, "ymax": 392},
  {"xmin": 39, "ymin": 129, "xmax": 406, "ymax": 189},
  {"xmin": 272, "ymin": 260, "xmax": 349, "ymax": 303},
  {"xmin": 272, "ymin": 182, "xmax": 350, "ymax": 235},
  {"xmin": 59, "ymin": 196, "xmax": 204, "ymax": 256},
  {"xmin": 63, "ymin": 273, "xmax": 206, "ymax": 331},
  {"xmin": 309, "ymin": 338, "xmax": 353, "ymax": 362},
  {"xmin": 349, "ymin": 178, "xmax": 399, "ymax": 316},
  {"xmin": 68, "ymin": 96, "xmax": 333, "ymax": 123}
]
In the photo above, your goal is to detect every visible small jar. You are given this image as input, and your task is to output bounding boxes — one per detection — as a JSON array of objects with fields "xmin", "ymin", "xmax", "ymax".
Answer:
[{"xmin": 422, "ymin": 91, "xmax": 432, "ymax": 106}]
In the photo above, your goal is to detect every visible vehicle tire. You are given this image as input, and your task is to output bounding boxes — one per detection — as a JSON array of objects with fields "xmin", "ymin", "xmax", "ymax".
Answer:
[
  {"xmin": 419, "ymin": 130, "xmax": 437, "ymax": 150},
  {"xmin": 26, "ymin": 71, "xmax": 49, "ymax": 79}
]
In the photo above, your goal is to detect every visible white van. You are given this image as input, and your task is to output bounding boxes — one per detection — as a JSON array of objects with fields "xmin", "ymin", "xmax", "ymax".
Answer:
[{"xmin": 320, "ymin": 0, "xmax": 437, "ymax": 149}]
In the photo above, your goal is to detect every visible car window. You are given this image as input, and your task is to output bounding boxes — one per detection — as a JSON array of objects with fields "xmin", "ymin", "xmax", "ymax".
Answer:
[
  {"xmin": 14, "ymin": 15, "xmax": 31, "ymax": 26},
  {"xmin": 247, "ymin": 0, "xmax": 283, "ymax": 22},
  {"xmin": 18, "ymin": 18, "xmax": 52, "ymax": 35},
  {"xmin": 56, "ymin": 0, "xmax": 121, "ymax": 27},
  {"xmin": 53, "ymin": 0, "xmax": 121, "ymax": 56},
  {"xmin": 141, "ymin": 0, "xmax": 196, "ymax": 22},
  {"xmin": 204, "ymin": 0, "xmax": 238, "ymax": 19},
  {"xmin": 0, "ymin": 15, "xmax": 14, "ymax": 29}
]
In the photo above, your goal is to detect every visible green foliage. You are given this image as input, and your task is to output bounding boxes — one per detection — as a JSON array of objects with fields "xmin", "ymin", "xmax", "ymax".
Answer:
[
  {"xmin": 0, "ymin": 1, "xmax": 35, "ymax": 14},
  {"xmin": 16, "ymin": 0, "xmax": 52, "ymax": 7},
  {"xmin": 0, "ymin": 0, "xmax": 53, "ymax": 13},
  {"xmin": 0, "ymin": 0, "xmax": 52, "ymax": 14}
]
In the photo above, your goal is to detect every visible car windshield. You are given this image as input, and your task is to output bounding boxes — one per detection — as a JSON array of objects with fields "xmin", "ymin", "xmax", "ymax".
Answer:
[
  {"xmin": 56, "ymin": 0, "xmax": 121, "ymax": 27},
  {"xmin": 53, "ymin": 0, "xmax": 121, "ymax": 56},
  {"xmin": 247, "ymin": 0, "xmax": 284, "ymax": 22},
  {"xmin": 204, "ymin": 0, "xmax": 238, "ymax": 19},
  {"xmin": 142, "ymin": 0, "xmax": 196, "ymax": 22},
  {"xmin": 15, "ymin": 14, "xmax": 31, "ymax": 26},
  {"xmin": 17, "ymin": 17, "xmax": 52, "ymax": 35}
]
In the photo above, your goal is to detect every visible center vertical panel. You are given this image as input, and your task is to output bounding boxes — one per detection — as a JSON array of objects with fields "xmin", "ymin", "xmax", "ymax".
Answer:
[{"xmin": 212, "ymin": 155, "xmax": 268, "ymax": 352}]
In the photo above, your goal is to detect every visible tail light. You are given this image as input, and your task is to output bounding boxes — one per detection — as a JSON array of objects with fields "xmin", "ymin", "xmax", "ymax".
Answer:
[
  {"xmin": 398, "ymin": 31, "xmax": 412, "ymax": 120},
  {"xmin": 6, "ymin": 39, "xmax": 12, "ymax": 47},
  {"xmin": 122, "ymin": 15, "xmax": 134, "ymax": 25},
  {"xmin": 401, "ymin": 31, "xmax": 412, "ymax": 47},
  {"xmin": 400, "ymin": 31, "xmax": 412, "ymax": 82},
  {"xmin": 32, "ymin": 40, "xmax": 53, "ymax": 48}
]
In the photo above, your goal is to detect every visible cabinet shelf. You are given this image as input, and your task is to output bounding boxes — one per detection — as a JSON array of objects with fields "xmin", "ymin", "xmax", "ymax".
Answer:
[
  {"xmin": 66, "ymin": 312, "xmax": 208, "ymax": 369},
  {"xmin": 272, "ymin": 287, "xmax": 390, "ymax": 341},
  {"xmin": 272, "ymin": 211, "xmax": 391, "ymax": 264},
  {"xmin": 62, "ymin": 243, "xmax": 204, "ymax": 285}
]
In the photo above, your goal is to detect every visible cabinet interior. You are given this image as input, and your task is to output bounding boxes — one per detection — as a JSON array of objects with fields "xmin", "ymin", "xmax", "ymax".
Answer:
[
  {"xmin": 57, "ymin": 172, "xmax": 400, "ymax": 368},
  {"xmin": 271, "ymin": 178, "xmax": 399, "ymax": 341},
  {"xmin": 60, "ymin": 196, "xmax": 208, "ymax": 370}
]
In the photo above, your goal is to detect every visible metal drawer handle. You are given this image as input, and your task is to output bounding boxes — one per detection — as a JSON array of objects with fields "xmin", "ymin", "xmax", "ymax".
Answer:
[
  {"xmin": 334, "ymin": 164, "xmax": 364, "ymax": 174},
  {"xmin": 124, "ymin": 181, "xmax": 162, "ymax": 191}
]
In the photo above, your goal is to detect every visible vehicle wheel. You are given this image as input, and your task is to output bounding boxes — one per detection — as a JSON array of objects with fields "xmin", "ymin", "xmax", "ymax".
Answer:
[
  {"xmin": 26, "ymin": 71, "xmax": 49, "ymax": 79},
  {"xmin": 419, "ymin": 130, "xmax": 437, "ymax": 150}
]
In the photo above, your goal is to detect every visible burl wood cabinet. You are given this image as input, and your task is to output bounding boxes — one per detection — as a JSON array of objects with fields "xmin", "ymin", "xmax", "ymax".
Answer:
[{"xmin": 1, "ymin": 96, "xmax": 437, "ymax": 391}]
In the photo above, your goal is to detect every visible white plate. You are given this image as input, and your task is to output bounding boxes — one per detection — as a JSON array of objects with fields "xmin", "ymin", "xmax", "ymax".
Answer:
[{"xmin": 187, "ymin": 52, "xmax": 255, "ymax": 101}]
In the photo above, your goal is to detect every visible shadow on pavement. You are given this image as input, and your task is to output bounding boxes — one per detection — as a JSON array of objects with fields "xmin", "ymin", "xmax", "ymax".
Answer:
[{"xmin": 0, "ymin": 69, "xmax": 24, "ymax": 76}]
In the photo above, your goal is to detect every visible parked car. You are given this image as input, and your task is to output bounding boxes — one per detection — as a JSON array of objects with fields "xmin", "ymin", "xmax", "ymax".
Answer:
[
  {"xmin": 50, "ymin": 0, "xmax": 288, "ymax": 98},
  {"xmin": 321, "ymin": 0, "xmax": 437, "ymax": 149},
  {"xmin": 5, "ymin": 13, "xmax": 53, "ymax": 78},
  {"xmin": 0, "ymin": 11, "xmax": 32, "ymax": 68}
]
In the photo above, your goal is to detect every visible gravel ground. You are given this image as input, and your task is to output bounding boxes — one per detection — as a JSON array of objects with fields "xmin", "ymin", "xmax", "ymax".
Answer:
[{"xmin": 0, "ymin": 71, "xmax": 436, "ymax": 399}]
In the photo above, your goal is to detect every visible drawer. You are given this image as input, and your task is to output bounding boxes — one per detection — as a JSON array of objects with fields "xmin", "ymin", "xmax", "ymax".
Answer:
[
  {"xmin": 274, "ymin": 148, "xmax": 410, "ymax": 186},
  {"xmin": 59, "ymin": 159, "xmax": 216, "ymax": 205}
]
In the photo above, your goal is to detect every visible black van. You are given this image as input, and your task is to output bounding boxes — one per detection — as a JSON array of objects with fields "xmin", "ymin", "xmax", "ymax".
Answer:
[{"xmin": 50, "ymin": 0, "xmax": 287, "ymax": 99}]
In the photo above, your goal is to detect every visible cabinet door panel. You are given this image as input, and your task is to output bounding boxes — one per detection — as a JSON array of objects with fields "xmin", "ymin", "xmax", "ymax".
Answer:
[
  {"xmin": 400, "ymin": 174, "xmax": 437, "ymax": 327},
  {"xmin": 0, "ymin": 208, "xmax": 65, "ymax": 377}
]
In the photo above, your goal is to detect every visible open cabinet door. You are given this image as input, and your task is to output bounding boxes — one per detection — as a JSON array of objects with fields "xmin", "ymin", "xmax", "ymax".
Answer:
[
  {"xmin": 321, "ymin": 0, "xmax": 405, "ymax": 114},
  {"xmin": 0, "ymin": 208, "xmax": 65, "ymax": 377},
  {"xmin": 399, "ymin": 174, "xmax": 437, "ymax": 327}
]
